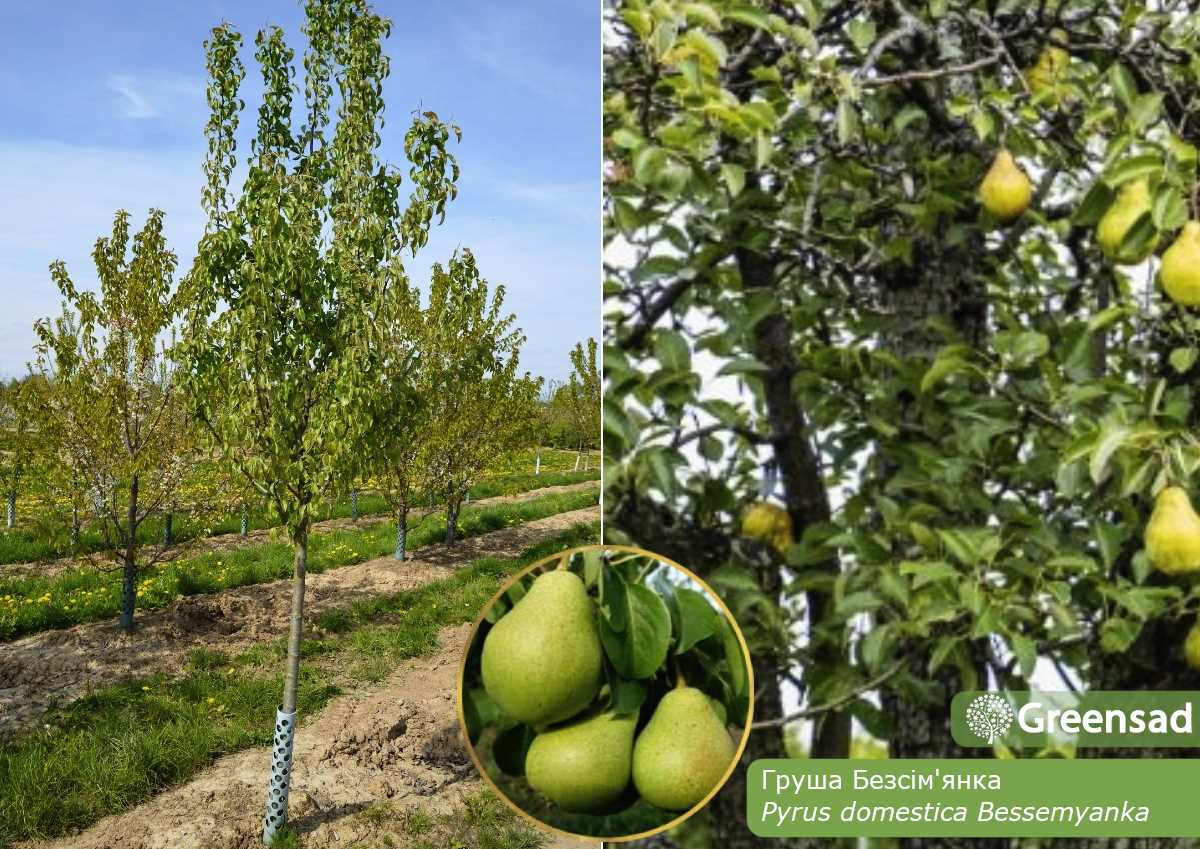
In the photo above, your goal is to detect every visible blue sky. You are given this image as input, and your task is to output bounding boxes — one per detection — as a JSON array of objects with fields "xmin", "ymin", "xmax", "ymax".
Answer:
[{"xmin": 0, "ymin": 1, "xmax": 598, "ymax": 384}]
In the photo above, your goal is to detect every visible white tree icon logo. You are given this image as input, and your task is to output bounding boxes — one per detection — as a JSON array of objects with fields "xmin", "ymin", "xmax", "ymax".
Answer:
[{"xmin": 965, "ymin": 694, "xmax": 1015, "ymax": 744}]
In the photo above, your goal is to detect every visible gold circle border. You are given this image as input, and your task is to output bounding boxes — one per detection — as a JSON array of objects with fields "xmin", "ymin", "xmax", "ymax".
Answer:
[{"xmin": 455, "ymin": 543, "xmax": 756, "ymax": 845}]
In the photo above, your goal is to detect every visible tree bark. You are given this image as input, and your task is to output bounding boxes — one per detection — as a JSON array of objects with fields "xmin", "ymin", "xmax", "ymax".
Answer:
[
  {"xmin": 394, "ymin": 503, "xmax": 408, "ymax": 561},
  {"xmin": 446, "ymin": 500, "xmax": 460, "ymax": 545},
  {"xmin": 281, "ymin": 522, "xmax": 308, "ymax": 714},
  {"xmin": 737, "ymin": 244, "xmax": 851, "ymax": 761},
  {"xmin": 119, "ymin": 474, "xmax": 139, "ymax": 632}
]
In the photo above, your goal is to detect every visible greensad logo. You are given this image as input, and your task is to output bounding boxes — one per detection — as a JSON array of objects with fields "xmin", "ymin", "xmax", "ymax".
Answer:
[
  {"xmin": 952, "ymin": 691, "xmax": 1200, "ymax": 748},
  {"xmin": 964, "ymin": 694, "xmax": 1015, "ymax": 744}
]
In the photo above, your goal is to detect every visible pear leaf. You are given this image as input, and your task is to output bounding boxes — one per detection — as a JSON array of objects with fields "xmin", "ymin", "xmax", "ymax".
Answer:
[
  {"xmin": 599, "ymin": 582, "xmax": 671, "ymax": 679},
  {"xmin": 675, "ymin": 587, "xmax": 722, "ymax": 654}
]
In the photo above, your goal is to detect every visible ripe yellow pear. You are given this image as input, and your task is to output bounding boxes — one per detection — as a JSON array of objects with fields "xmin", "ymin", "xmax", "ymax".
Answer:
[
  {"xmin": 1185, "ymin": 621, "xmax": 1200, "ymax": 671},
  {"xmin": 979, "ymin": 150, "xmax": 1032, "ymax": 222},
  {"xmin": 1096, "ymin": 179, "xmax": 1158, "ymax": 264},
  {"xmin": 1145, "ymin": 486, "xmax": 1200, "ymax": 576},
  {"xmin": 1026, "ymin": 32, "xmax": 1070, "ymax": 103},
  {"xmin": 525, "ymin": 712, "xmax": 636, "ymax": 812},
  {"xmin": 632, "ymin": 686, "xmax": 737, "ymax": 811},
  {"xmin": 1159, "ymin": 221, "xmax": 1200, "ymax": 306},
  {"xmin": 481, "ymin": 570, "xmax": 602, "ymax": 725},
  {"xmin": 741, "ymin": 501, "xmax": 792, "ymax": 555}
]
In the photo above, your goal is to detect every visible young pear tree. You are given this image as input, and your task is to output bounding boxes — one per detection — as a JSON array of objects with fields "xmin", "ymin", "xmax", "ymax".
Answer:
[
  {"xmin": 423, "ymin": 250, "xmax": 541, "ymax": 544},
  {"xmin": 363, "ymin": 277, "xmax": 428, "ymax": 561},
  {"xmin": 177, "ymin": 0, "xmax": 458, "ymax": 840},
  {"xmin": 33, "ymin": 208, "xmax": 191, "ymax": 632},
  {"xmin": 564, "ymin": 337, "xmax": 601, "ymax": 468},
  {"xmin": 0, "ymin": 380, "xmax": 36, "ymax": 529}
]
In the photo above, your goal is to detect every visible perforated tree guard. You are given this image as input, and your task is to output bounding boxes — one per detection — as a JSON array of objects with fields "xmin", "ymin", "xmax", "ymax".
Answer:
[
  {"xmin": 241, "ymin": 508, "xmax": 249, "ymax": 537},
  {"xmin": 262, "ymin": 706, "xmax": 297, "ymax": 843},
  {"xmin": 351, "ymin": 490, "xmax": 358, "ymax": 520},
  {"xmin": 394, "ymin": 520, "xmax": 406, "ymax": 561}
]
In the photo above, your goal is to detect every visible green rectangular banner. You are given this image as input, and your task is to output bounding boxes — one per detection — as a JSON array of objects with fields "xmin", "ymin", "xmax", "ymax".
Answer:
[
  {"xmin": 951, "ymin": 691, "xmax": 1200, "ymax": 748},
  {"xmin": 747, "ymin": 759, "xmax": 1200, "ymax": 837}
]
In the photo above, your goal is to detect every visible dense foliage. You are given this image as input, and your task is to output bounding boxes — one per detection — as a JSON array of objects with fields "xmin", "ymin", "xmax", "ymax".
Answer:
[{"xmin": 603, "ymin": 2, "xmax": 1200, "ymax": 848}]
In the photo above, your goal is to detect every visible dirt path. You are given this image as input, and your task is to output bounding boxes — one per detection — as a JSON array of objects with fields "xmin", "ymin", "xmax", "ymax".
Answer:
[
  {"xmin": 0, "ymin": 506, "xmax": 599, "ymax": 736},
  {"xmin": 2, "ymin": 480, "xmax": 599, "ymax": 580},
  {"xmin": 18, "ymin": 624, "xmax": 596, "ymax": 849}
]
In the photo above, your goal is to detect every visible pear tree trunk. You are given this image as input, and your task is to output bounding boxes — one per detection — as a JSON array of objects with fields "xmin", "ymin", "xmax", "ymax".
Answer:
[
  {"xmin": 394, "ymin": 502, "xmax": 408, "ymax": 561},
  {"xmin": 262, "ymin": 521, "xmax": 309, "ymax": 840},
  {"xmin": 119, "ymin": 474, "xmax": 139, "ymax": 632},
  {"xmin": 446, "ymin": 499, "xmax": 460, "ymax": 545}
]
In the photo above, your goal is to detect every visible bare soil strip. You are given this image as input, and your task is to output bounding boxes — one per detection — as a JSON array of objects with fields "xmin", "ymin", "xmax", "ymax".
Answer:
[
  {"xmin": 2, "ymin": 480, "xmax": 599, "ymax": 580},
  {"xmin": 17, "ymin": 623, "xmax": 595, "ymax": 849},
  {"xmin": 0, "ymin": 506, "xmax": 599, "ymax": 736}
]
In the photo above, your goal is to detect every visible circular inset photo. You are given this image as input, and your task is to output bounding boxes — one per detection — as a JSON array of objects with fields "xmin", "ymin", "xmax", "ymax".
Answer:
[{"xmin": 456, "ymin": 544, "xmax": 752, "ymax": 842}]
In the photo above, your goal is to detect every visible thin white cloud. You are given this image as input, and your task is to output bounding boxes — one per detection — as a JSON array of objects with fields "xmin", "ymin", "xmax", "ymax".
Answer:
[
  {"xmin": 455, "ymin": 10, "xmax": 585, "ymax": 108},
  {"xmin": 475, "ymin": 175, "xmax": 595, "ymax": 223},
  {"xmin": 107, "ymin": 74, "xmax": 157, "ymax": 118},
  {"xmin": 105, "ymin": 72, "xmax": 205, "ymax": 122}
]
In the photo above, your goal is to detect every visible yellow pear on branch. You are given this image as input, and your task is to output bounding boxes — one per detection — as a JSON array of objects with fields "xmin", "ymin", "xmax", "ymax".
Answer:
[
  {"xmin": 1159, "ymin": 221, "xmax": 1200, "ymax": 306},
  {"xmin": 740, "ymin": 501, "xmax": 793, "ymax": 555},
  {"xmin": 1145, "ymin": 486, "xmax": 1200, "ymax": 576},
  {"xmin": 1096, "ymin": 178, "xmax": 1157, "ymax": 264},
  {"xmin": 979, "ymin": 149, "xmax": 1032, "ymax": 222},
  {"xmin": 1185, "ymin": 621, "xmax": 1200, "ymax": 671},
  {"xmin": 1026, "ymin": 31, "xmax": 1070, "ymax": 104}
]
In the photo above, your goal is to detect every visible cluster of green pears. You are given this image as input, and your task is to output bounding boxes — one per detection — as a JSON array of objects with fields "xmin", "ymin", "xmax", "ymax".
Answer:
[
  {"xmin": 979, "ymin": 152, "xmax": 1200, "ymax": 306},
  {"xmin": 480, "ymin": 567, "xmax": 737, "ymax": 814},
  {"xmin": 1143, "ymin": 486, "xmax": 1200, "ymax": 670},
  {"xmin": 974, "ymin": 32, "xmax": 1200, "ymax": 306}
]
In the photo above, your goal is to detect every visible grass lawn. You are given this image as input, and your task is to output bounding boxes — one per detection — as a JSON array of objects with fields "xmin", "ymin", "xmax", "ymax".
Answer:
[
  {"xmin": 0, "ymin": 486, "xmax": 598, "ymax": 641},
  {"xmin": 0, "ymin": 523, "xmax": 599, "ymax": 847},
  {"xmin": 0, "ymin": 467, "xmax": 598, "ymax": 566}
]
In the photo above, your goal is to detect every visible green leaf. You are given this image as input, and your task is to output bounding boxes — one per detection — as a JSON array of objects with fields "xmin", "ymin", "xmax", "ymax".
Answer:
[
  {"xmin": 1170, "ymin": 347, "xmax": 1198, "ymax": 374},
  {"xmin": 720, "ymin": 163, "xmax": 746, "ymax": 197},
  {"xmin": 1109, "ymin": 63, "xmax": 1138, "ymax": 110},
  {"xmin": 837, "ymin": 99, "xmax": 860, "ymax": 145},
  {"xmin": 675, "ymin": 586, "xmax": 722, "ymax": 653},
  {"xmin": 1072, "ymin": 181, "xmax": 1115, "ymax": 226},
  {"xmin": 1154, "ymin": 184, "xmax": 1188, "ymax": 231},
  {"xmin": 1090, "ymin": 423, "xmax": 1131, "ymax": 485},
  {"xmin": 1128, "ymin": 92, "xmax": 1164, "ymax": 131},
  {"xmin": 653, "ymin": 329, "xmax": 691, "ymax": 371},
  {"xmin": 1104, "ymin": 153, "xmax": 1163, "ymax": 187},
  {"xmin": 1099, "ymin": 616, "xmax": 1142, "ymax": 653},
  {"xmin": 600, "ymin": 582, "xmax": 672, "ymax": 679}
]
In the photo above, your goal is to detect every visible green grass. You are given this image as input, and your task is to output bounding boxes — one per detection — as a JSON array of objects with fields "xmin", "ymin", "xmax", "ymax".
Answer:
[
  {"xmin": 0, "ymin": 486, "xmax": 599, "ymax": 641},
  {"xmin": 0, "ymin": 466, "xmax": 599, "ymax": 566},
  {"xmin": 0, "ymin": 524, "xmax": 598, "ymax": 848},
  {"xmin": 336, "ymin": 791, "xmax": 550, "ymax": 849}
]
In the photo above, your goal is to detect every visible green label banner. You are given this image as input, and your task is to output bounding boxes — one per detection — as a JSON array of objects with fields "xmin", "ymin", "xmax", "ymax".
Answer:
[
  {"xmin": 746, "ymin": 759, "xmax": 1200, "ymax": 837},
  {"xmin": 951, "ymin": 691, "xmax": 1200, "ymax": 748}
]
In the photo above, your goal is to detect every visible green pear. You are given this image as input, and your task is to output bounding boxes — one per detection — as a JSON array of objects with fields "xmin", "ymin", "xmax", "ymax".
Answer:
[
  {"xmin": 1025, "ymin": 31, "xmax": 1070, "ymax": 105},
  {"xmin": 481, "ymin": 569, "xmax": 602, "ymax": 725},
  {"xmin": 632, "ymin": 687, "xmax": 737, "ymax": 811},
  {"xmin": 1160, "ymin": 221, "xmax": 1200, "ymax": 306},
  {"xmin": 1185, "ymin": 620, "xmax": 1200, "ymax": 671},
  {"xmin": 979, "ymin": 149, "xmax": 1032, "ymax": 222},
  {"xmin": 1096, "ymin": 178, "xmax": 1157, "ymax": 264},
  {"xmin": 1145, "ymin": 486, "xmax": 1200, "ymax": 576},
  {"xmin": 525, "ymin": 712, "xmax": 636, "ymax": 812}
]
